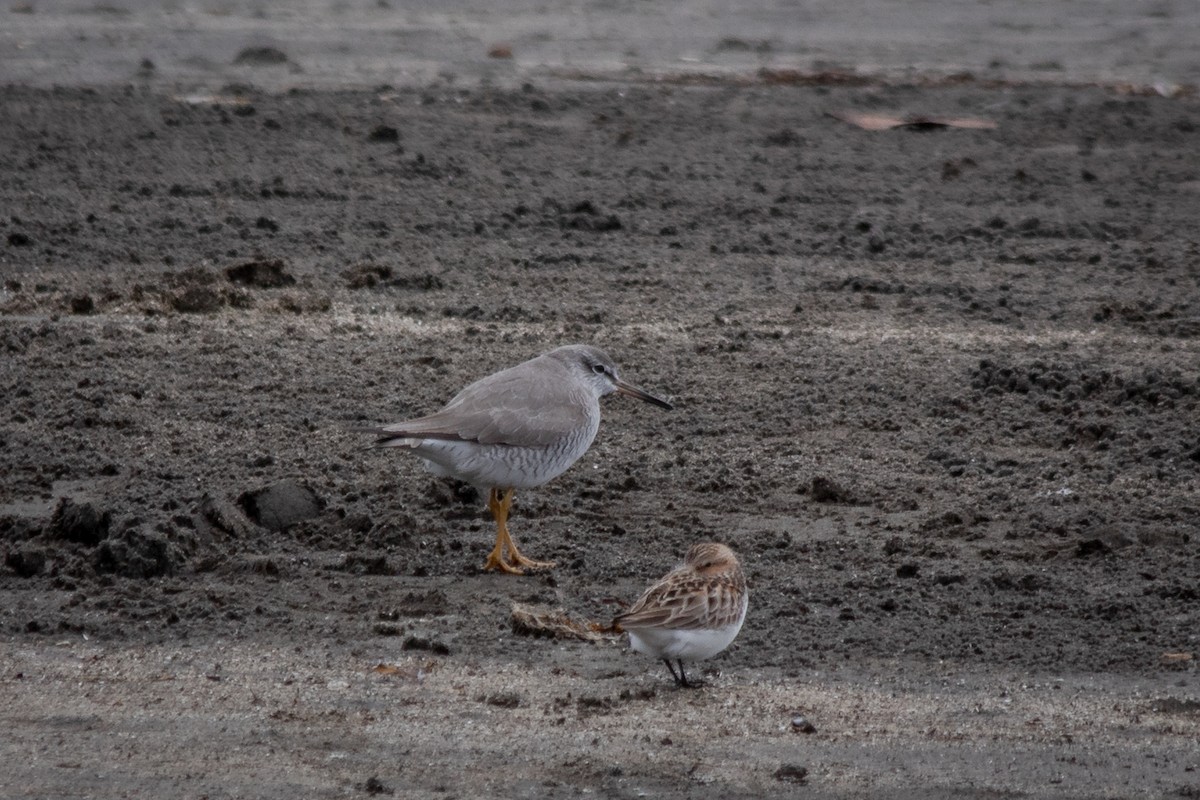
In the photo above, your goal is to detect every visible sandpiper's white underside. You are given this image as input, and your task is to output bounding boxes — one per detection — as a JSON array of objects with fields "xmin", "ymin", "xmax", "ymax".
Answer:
[{"xmin": 624, "ymin": 602, "xmax": 748, "ymax": 662}]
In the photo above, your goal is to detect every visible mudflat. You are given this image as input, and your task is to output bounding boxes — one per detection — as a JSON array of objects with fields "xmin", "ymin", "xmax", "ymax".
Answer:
[{"xmin": 2, "ymin": 3, "xmax": 1198, "ymax": 798}]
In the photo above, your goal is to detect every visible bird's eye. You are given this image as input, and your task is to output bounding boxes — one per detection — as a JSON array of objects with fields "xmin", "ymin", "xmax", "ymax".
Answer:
[{"xmin": 592, "ymin": 364, "xmax": 606, "ymax": 375}]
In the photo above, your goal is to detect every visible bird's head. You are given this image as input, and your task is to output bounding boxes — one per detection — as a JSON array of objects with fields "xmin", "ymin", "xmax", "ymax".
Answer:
[
  {"xmin": 684, "ymin": 542, "xmax": 740, "ymax": 576},
  {"xmin": 549, "ymin": 344, "xmax": 673, "ymax": 410}
]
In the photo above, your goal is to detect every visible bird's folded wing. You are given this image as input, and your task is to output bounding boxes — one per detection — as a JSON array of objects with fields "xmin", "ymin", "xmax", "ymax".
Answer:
[
  {"xmin": 616, "ymin": 573, "xmax": 723, "ymax": 631},
  {"xmin": 372, "ymin": 369, "xmax": 590, "ymax": 448}
]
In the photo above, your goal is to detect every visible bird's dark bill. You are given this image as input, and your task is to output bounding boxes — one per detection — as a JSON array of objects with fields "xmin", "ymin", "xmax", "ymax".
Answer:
[{"xmin": 615, "ymin": 380, "xmax": 673, "ymax": 410}]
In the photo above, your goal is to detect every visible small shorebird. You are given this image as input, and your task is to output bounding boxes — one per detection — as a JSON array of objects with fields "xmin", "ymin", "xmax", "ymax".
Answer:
[
  {"xmin": 355, "ymin": 344, "xmax": 672, "ymax": 574},
  {"xmin": 614, "ymin": 542, "xmax": 748, "ymax": 688}
]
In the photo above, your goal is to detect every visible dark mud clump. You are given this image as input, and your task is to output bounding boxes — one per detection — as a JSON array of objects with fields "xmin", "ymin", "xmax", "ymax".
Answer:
[
  {"xmin": 225, "ymin": 259, "xmax": 296, "ymax": 288},
  {"xmin": 47, "ymin": 498, "xmax": 111, "ymax": 546},
  {"xmin": 93, "ymin": 527, "xmax": 182, "ymax": 578},
  {"xmin": 233, "ymin": 46, "xmax": 289, "ymax": 66},
  {"xmin": 239, "ymin": 480, "xmax": 324, "ymax": 531}
]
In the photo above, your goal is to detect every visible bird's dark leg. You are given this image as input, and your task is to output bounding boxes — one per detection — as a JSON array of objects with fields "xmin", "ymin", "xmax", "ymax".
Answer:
[
  {"xmin": 662, "ymin": 659, "xmax": 683, "ymax": 685},
  {"xmin": 676, "ymin": 660, "xmax": 703, "ymax": 689}
]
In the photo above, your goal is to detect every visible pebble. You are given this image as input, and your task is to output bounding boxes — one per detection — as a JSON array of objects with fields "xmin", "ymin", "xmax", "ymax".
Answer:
[{"xmin": 791, "ymin": 715, "xmax": 816, "ymax": 734}]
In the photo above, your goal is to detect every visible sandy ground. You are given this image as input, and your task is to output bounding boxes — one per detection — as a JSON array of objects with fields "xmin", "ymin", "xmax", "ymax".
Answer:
[
  {"xmin": 2, "ymin": 2, "xmax": 1200, "ymax": 798},
  {"xmin": 3, "ymin": 0, "xmax": 1199, "ymax": 90},
  {"xmin": 3, "ymin": 639, "xmax": 1197, "ymax": 799}
]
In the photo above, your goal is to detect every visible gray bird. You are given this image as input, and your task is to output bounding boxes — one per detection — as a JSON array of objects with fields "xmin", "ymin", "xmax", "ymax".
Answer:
[{"xmin": 356, "ymin": 344, "xmax": 672, "ymax": 574}]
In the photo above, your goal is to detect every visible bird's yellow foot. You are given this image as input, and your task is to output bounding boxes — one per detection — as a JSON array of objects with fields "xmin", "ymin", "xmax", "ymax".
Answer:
[
  {"xmin": 482, "ymin": 545, "xmax": 527, "ymax": 575},
  {"xmin": 501, "ymin": 530, "xmax": 556, "ymax": 572},
  {"xmin": 481, "ymin": 487, "xmax": 555, "ymax": 574},
  {"xmin": 481, "ymin": 546, "xmax": 556, "ymax": 574},
  {"xmin": 507, "ymin": 551, "xmax": 557, "ymax": 572}
]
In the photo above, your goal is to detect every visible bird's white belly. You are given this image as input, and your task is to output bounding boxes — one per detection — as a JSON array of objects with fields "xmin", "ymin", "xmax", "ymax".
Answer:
[
  {"xmin": 627, "ymin": 618, "xmax": 745, "ymax": 662},
  {"xmin": 408, "ymin": 432, "xmax": 595, "ymax": 490}
]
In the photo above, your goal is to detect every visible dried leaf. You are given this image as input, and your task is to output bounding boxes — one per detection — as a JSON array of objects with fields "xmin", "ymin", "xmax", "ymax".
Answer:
[
  {"xmin": 510, "ymin": 603, "xmax": 614, "ymax": 642},
  {"xmin": 371, "ymin": 660, "xmax": 434, "ymax": 682}
]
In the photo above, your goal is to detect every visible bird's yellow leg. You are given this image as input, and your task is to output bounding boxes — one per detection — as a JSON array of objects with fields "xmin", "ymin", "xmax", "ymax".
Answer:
[
  {"xmin": 498, "ymin": 489, "xmax": 556, "ymax": 571},
  {"xmin": 483, "ymin": 488, "xmax": 524, "ymax": 574},
  {"xmin": 481, "ymin": 489, "xmax": 555, "ymax": 574}
]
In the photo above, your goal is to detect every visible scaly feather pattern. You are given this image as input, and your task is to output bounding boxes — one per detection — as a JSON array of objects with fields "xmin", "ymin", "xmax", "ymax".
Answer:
[{"xmin": 613, "ymin": 542, "xmax": 748, "ymax": 687}]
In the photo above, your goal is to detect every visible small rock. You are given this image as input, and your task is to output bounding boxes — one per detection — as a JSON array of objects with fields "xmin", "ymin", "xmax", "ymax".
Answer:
[
  {"xmin": 360, "ymin": 776, "xmax": 393, "ymax": 795},
  {"xmin": 4, "ymin": 548, "xmax": 46, "ymax": 578},
  {"xmin": 367, "ymin": 125, "xmax": 400, "ymax": 143},
  {"xmin": 402, "ymin": 635, "xmax": 450, "ymax": 655},
  {"xmin": 344, "ymin": 264, "xmax": 393, "ymax": 289},
  {"xmin": 765, "ymin": 129, "xmax": 801, "ymax": 146},
  {"xmin": 277, "ymin": 294, "xmax": 331, "ymax": 314},
  {"xmin": 774, "ymin": 764, "xmax": 808, "ymax": 783},
  {"xmin": 172, "ymin": 285, "xmax": 224, "ymax": 313},
  {"xmin": 790, "ymin": 715, "xmax": 816, "ymax": 734},
  {"xmin": 373, "ymin": 622, "xmax": 402, "ymax": 637},
  {"xmin": 810, "ymin": 475, "xmax": 853, "ymax": 503},
  {"xmin": 479, "ymin": 692, "xmax": 521, "ymax": 708},
  {"xmin": 233, "ymin": 46, "xmax": 288, "ymax": 66},
  {"xmin": 224, "ymin": 259, "xmax": 295, "ymax": 288},
  {"xmin": 560, "ymin": 212, "xmax": 622, "ymax": 232}
]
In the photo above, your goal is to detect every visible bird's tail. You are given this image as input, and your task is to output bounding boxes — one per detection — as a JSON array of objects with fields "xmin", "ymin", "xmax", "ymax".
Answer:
[{"xmin": 346, "ymin": 425, "xmax": 420, "ymax": 450}]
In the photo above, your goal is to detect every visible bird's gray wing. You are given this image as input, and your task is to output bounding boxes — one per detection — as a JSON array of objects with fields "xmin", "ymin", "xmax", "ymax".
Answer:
[{"xmin": 365, "ymin": 361, "xmax": 590, "ymax": 448}]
